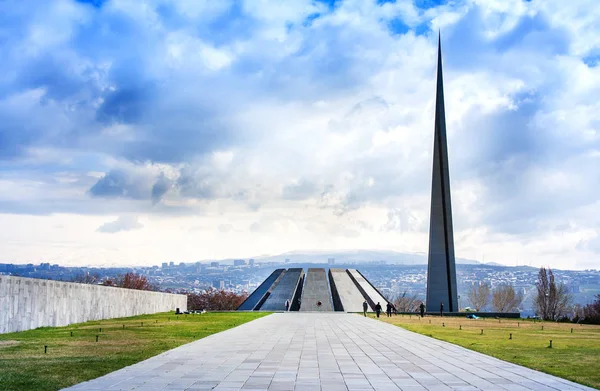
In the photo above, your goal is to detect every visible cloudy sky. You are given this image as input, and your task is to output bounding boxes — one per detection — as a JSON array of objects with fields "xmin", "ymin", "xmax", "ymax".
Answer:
[{"xmin": 1, "ymin": 0, "xmax": 599, "ymax": 269}]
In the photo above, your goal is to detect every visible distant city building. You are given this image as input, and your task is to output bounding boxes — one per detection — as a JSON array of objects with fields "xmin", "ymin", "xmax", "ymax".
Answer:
[
  {"xmin": 169, "ymin": 261, "xmax": 175, "ymax": 267},
  {"xmin": 249, "ymin": 259, "xmax": 255, "ymax": 266},
  {"xmin": 328, "ymin": 258, "xmax": 335, "ymax": 265},
  {"xmin": 567, "ymin": 285, "xmax": 580, "ymax": 293},
  {"xmin": 213, "ymin": 280, "xmax": 225, "ymax": 289},
  {"xmin": 179, "ymin": 262, "xmax": 185, "ymax": 268},
  {"xmin": 234, "ymin": 259, "xmax": 246, "ymax": 266},
  {"xmin": 210, "ymin": 262, "xmax": 220, "ymax": 267}
]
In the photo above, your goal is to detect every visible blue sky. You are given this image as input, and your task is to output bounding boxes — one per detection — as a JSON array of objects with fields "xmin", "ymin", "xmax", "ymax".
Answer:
[{"xmin": 1, "ymin": 0, "xmax": 599, "ymax": 269}]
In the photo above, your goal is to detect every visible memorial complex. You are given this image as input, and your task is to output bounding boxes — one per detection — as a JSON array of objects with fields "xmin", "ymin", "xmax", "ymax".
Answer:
[{"xmin": 237, "ymin": 268, "xmax": 388, "ymax": 312}]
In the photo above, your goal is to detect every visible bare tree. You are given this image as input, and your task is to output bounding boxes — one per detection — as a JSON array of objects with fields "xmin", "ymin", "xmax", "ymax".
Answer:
[
  {"xmin": 391, "ymin": 291, "xmax": 422, "ymax": 312},
  {"xmin": 491, "ymin": 284, "xmax": 523, "ymax": 312},
  {"xmin": 467, "ymin": 282, "xmax": 491, "ymax": 311},
  {"xmin": 71, "ymin": 272, "xmax": 101, "ymax": 284},
  {"xmin": 534, "ymin": 267, "xmax": 572, "ymax": 321},
  {"xmin": 187, "ymin": 288, "xmax": 248, "ymax": 310},
  {"xmin": 103, "ymin": 272, "xmax": 157, "ymax": 291},
  {"xmin": 581, "ymin": 294, "xmax": 600, "ymax": 324}
]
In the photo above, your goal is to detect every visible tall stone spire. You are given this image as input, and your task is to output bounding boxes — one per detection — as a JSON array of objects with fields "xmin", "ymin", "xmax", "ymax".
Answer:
[{"xmin": 426, "ymin": 33, "xmax": 458, "ymax": 313}]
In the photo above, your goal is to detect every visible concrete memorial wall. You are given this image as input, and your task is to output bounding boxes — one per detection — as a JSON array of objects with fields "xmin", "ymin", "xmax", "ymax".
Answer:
[{"xmin": 0, "ymin": 276, "xmax": 187, "ymax": 334}]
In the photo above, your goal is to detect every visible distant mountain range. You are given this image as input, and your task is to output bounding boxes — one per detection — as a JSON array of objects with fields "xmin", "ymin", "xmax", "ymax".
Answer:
[{"xmin": 219, "ymin": 250, "xmax": 491, "ymax": 266}]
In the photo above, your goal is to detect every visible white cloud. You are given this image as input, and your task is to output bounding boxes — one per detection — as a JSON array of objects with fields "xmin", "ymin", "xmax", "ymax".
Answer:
[
  {"xmin": 0, "ymin": 0, "xmax": 599, "ymax": 269},
  {"xmin": 97, "ymin": 215, "xmax": 143, "ymax": 233}
]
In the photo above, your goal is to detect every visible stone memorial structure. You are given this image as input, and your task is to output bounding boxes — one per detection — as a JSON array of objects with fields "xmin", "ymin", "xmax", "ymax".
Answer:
[
  {"xmin": 329, "ymin": 268, "xmax": 373, "ymax": 312},
  {"xmin": 237, "ymin": 268, "xmax": 285, "ymax": 311},
  {"xmin": 259, "ymin": 268, "xmax": 304, "ymax": 311},
  {"xmin": 426, "ymin": 35, "xmax": 459, "ymax": 313},
  {"xmin": 299, "ymin": 268, "xmax": 333, "ymax": 311},
  {"xmin": 239, "ymin": 268, "xmax": 386, "ymax": 312},
  {"xmin": 346, "ymin": 269, "xmax": 388, "ymax": 310}
]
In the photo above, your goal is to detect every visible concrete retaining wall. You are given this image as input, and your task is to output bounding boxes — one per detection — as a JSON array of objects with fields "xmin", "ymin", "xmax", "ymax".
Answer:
[{"xmin": 0, "ymin": 276, "xmax": 187, "ymax": 334}]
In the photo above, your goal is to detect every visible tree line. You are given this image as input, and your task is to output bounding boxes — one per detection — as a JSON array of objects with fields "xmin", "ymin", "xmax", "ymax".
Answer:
[{"xmin": 390, "ymin": 266, "xmax": 600, "ymax": 324}]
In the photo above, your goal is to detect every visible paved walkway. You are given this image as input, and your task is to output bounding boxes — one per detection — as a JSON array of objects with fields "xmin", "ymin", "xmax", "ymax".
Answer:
[{"xmin": 63, "ymin": 313, "xmax": 596, "ymax": 391}]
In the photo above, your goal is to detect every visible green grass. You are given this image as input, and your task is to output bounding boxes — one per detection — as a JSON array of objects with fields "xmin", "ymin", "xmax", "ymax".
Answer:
[
  {"xmin": 0, "ymin": 311, "xmax": 270, "ymax": 391},
  {"xmin": 374, "ymin": 314, "xmax": 600, "ymax": 389}
]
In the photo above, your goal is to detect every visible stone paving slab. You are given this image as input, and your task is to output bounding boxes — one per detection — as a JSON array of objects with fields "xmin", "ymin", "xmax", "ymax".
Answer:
[{"xmin": 63, "ymin": 313, "xmax": 596, "ymax": 391}]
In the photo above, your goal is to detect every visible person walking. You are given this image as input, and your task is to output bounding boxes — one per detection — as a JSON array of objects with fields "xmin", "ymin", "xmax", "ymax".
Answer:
[
  {"xmin": 386, "ymin": 302, "xmax": 392, "ymax": 317},
  {"xmin": 285, "ymin": 299, "xmax": 290, "ymax": 311},
  {"xmin": 375, "ymin": 302, "xmax": 382, "ymax": 318},
  {"xmin": 363, "ymin": 300, "xmax": 368, "ymax": 317},
  {"xmin": 440, "ymin": 301, "xmax": 444, "ymax": 317},
  {"xmin": 419, "ymin": 302, "xmax": 425, "ymax": 318}
]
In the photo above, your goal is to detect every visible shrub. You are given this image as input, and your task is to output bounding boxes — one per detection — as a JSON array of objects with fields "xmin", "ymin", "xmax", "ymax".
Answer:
[{"xmin": 187, "ymin": 288, "xmax": 248, "ymax": 311}]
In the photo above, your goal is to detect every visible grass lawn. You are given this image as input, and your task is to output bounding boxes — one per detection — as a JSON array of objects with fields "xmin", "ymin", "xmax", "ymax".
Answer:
[
  {"xmin": 0, "ymin": 311, "xmax": 270, "ymax": 391},
  {"xmin": 375, "ymin": 314, "xmax": 600, "ymax": 389}
]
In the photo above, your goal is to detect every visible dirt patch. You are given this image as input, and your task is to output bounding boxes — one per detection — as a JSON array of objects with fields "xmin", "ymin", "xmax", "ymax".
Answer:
[{"xmin": 0, "ymin": 340, "xmax": 20, "ymax": 347}]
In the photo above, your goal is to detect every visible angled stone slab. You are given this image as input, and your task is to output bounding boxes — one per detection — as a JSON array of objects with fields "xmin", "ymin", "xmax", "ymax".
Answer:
[
  {"xmin": 347, "ymin": 269, "xmax": 387, "ymax": 310},
  {"xmin": 300, "ymin": 268, "xmax": 333, "ymax": 311},
  {"xmin": 260, "ymin": 268, "xmax": 304, "ymax": 311},
  {"xmin": 237, "ymin": 268, "xmax": 286, "ymax": 310},
  {"xmin": 289, "ymin": 272, "xmax": 304, "ymax": 311},
  {"xmin": 329, "ymin": 268, "xmax": 372, "ymax": 312}
]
